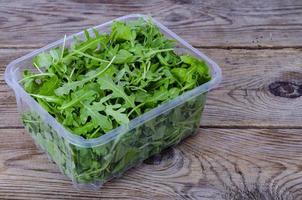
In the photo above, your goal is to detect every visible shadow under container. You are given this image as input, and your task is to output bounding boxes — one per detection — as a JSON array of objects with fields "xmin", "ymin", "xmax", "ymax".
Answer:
[{"xmin": 4, "ymin": 14, "xmax": 221, "ymax": 189}]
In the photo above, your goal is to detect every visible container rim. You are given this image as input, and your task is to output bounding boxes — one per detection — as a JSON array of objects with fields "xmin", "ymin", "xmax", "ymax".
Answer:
[{"xmin": 4, "ymin": 14, "xmax": 222, "ymax": 147}]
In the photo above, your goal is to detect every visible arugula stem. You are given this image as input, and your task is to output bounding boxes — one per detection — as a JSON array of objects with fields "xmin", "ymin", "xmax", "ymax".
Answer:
[
  {"xmin": 29, "ymin": 94, "xmax": 62, "ymax": 103},
  {"xmin": 22, "ymin": 119, "xmax": 40, "ymax": 123},
  {"xmin": 60, "ymin": 92, "xmax": 93, "ymax": 110},
  {"xmin": 85, "ymin": 56, "xmax": 116, "ymax": 81},
  {"xmin": 147, "ymin": 48, "xmax": 174, "ymax": 56},
  {"xmin": 73, "ymin": 50, "xmax": 109, "ymax": 63},
  {"xmin": 63, "ymin": 38, "xmax": 100, "ymax": 61},
  {"xmin": 88, "ymin": 127, "xmax": 101, "ymax": 139},
  {"xmin": 19, "ymin": 73, "xmax": 54, "ymax": 83},
  {"xmin": 146, "ymin": 60, "xmax": 151, "ymax": 72},
  {"xmin": 128, "ymin": 86, "xmax": 147, "ymax": 92},
  {"xmin": 69, "ymin": 67, "xmax": 75, "ymax": 82},
  {"xmin": 33, "ymin": 63, "xmax": 43, "ymax": 74},
  {"xmin": 142, "ymin": 62, "xmax": 146, "ymax": 79},
  {"xmin": 60, "ymin": 35, "xmax": 67, "ymax": 60},
  {"xmin": 128, "ymin": 102, "xmax": 145, "ymax": 117}
]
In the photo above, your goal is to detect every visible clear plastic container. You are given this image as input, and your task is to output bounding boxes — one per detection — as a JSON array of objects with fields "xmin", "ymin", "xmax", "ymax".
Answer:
[{"xmin": 4, "ymin": 14, "xmax": 221, "ymax": 189}]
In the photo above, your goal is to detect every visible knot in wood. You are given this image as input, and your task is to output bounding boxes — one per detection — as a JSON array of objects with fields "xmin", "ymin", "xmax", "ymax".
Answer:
[
  {"xmin": 144, "ymin": 148, "xmax": 174, "ymax": 165},
  {"xmin": 269, "ymin": 81, "xmax": 302, "ymax": 98}
]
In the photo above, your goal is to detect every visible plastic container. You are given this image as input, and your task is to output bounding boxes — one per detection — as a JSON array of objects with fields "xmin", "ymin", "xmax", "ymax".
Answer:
[{"xmin": 4, "ymin": 14, "xmax": 221, "ymax": 189}]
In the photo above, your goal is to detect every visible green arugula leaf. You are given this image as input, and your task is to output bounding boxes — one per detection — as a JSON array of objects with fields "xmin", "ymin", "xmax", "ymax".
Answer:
[
  {"xmin": 33, "ymin": 52, "xmax": 53, "ymax": 69},
  {"xmin": 29, "ymin": 94, "xmax": 63, "ymax": 104},
  {"xmin": 21, "ymin": 70, "xmax": 41, "ymax": 94},
  {"xmin": 147, "ymin": 86, "xmax": 170, "ymax": 103},
  {"xmin": 49, "ymin": 49, "xmax": 61, "ymax": 61},
  {"xmin": 60, "ymin": 90, "xmax": 96, "ymax": 110},
  {"xmin": 80, "ymin": 101, "xmax": 113, "ymax": 132},
  {"xmin": 171, "ymin": 68, "xmax": 187, "ymax": 83},
  {"xmin": 72, "ymin": 121, "xmax": 95, "ymax": 136},
  {"xmin": 55, "ymin": 56, "xmax": 115, "ymax": 95},
  {"xmin": 114, "ymin": 49, "xmax": 134, "ymax": 64},
  {"xmin": 111, "ymin": 21, "xmax": 135, "ymax": 42},
  {"xmin": 97, "ymin": 76, "xmax": 135, "ymax": 109},
  {"xmin": 38, "ymin": 75, "xmax": 60, "ymax": 96},
  {"xmin": 105, "ymin": 104, "xmax": 129, "ymax": 125}
]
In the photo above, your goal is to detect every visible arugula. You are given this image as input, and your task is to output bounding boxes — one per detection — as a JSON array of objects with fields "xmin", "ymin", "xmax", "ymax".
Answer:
[{"xmin": 20, "ymin": 18, "xmax": 211, "ymax": 185}]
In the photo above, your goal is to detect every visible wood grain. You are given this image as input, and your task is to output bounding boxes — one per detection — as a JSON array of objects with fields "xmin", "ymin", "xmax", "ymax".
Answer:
[
  {"xmin": 0, "ymin": 128, "xmax": 302, "ymax": 199},
  {"xmin": 1, "ymin": 0, "xmax": 302, "ymax": 199},
  {"xmin": 0, "ymin": 0, "xmax": 302, "ymax": 48},
  {"xmin": 1, "ymin": 48, "xmax": 302, "ymax": 128}
]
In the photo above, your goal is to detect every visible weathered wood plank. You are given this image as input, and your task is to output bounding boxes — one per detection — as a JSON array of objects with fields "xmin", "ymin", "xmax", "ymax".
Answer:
[
  {"xmin": 0, "ymin": 0, "xmax": 302, "ymax": 48},
  {"xmin": 1, "ymin": 48, "xmax": 302, "ymax": 128},
  {"xmin": 0, "ymin": 128, "xmax": 301, "ymax": 199},
  {"xmin": 1, "ymin": 0, "xmax": 302, "ymax": 199}
]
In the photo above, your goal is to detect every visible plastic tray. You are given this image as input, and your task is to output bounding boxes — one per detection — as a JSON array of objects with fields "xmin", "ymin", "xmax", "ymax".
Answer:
[{"xmin": 4, "ymin": 14, "xmax": 221, "ymax": 189}]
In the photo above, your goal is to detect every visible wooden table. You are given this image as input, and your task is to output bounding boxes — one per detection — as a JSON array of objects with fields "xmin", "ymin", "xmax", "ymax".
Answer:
[{"xmin": 1, "ymin": 0, "xmax": 302, "ymax": 199}]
